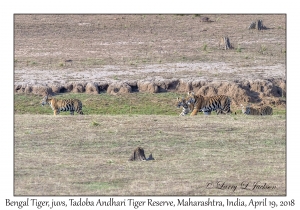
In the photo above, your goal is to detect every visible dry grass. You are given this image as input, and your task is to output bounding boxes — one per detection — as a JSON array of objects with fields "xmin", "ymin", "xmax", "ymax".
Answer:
[
  {"xmin": 14, "ymin": 114, "xmax": 286, "ymax": 196},
  {"xmin": 14, "ymin": 14, "xmax": 286, "ymax": 84}
]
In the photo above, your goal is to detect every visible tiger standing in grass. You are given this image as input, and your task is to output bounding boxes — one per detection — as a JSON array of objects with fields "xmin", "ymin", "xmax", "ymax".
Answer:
[
  {"xmin": 186, "ymin": 92, "xmax": 232, "ymax": 116},
  {"xmin": 176, "ymin": 96, "xmax": 212, "ymax": 116},
  {"xmin": 41, "ymin": 95, "xmax": 83, "ymax": 115},
  {"xmin": 241, "ymin": 104, "xmax": 273, "ymax": 115}
]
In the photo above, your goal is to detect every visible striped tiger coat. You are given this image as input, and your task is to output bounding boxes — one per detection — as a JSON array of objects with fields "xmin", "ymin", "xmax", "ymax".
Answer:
[
  {"xmin": 260, "ymin": 105, "xmax": 273, "ymax": 115},
  {"xmin": 177, "ymin": 97, "xmax": 212, "ymax": 116},
  {"xmin": 186, "ymin": 92, "xmax": 232, "ymax": 116},
  {"xmin": 241, "ymin": 104, "xmax": 273, "ymax": 115},
  {"xmin": 41, "ymin": 95, "xmax": 83, "ymax": 115}
]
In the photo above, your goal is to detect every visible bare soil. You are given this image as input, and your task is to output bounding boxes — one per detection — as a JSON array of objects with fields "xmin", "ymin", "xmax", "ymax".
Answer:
[{"xmin": 14, "ymin": 14, "xmax": 286, "ymax": 107}]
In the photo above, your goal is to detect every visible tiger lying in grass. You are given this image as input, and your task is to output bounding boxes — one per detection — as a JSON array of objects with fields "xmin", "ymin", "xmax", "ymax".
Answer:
[
  {"xmin": 241, "ymin": 104, "xmax": 273, "ymax": 115},
  {"xmin": 41, "ymin": 95, "xmax": 84, "ymax": 115}
]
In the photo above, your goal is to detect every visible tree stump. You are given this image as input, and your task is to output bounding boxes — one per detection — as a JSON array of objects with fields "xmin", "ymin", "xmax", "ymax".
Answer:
[
  {"xmin": 257, "ymin": 20, "xmax": 265, "ymax": 30},
  {"xmin": 248, "ymin": 21, "xmax": 256, "ymax": 30},
  {"xmin": 129, "ymin": 147, "xmax": 147, "ymax": 161},
  {"xmin": 201, "ymin": 17, "xmax": 210, "ymax": 22},
  {"xmin": 219, "ymin": 37, "xmax": 232, "ymax": 50},
  {"xmin": 248, "ymin": 20, "xmax": 266, "ymax": 30}
]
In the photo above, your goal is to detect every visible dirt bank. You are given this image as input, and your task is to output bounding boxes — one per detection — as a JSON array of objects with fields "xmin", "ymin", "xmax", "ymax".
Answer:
[{"xmin": 14, "ymin": 78, "xmax": 286, "ymax": 107}]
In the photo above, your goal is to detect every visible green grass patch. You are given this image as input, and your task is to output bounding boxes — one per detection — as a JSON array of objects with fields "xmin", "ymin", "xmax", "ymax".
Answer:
[
  {"xmin": 14, "ymin": 92, "xmax": 187, "ymax": 115},
  {"xmin": 14, "ymin": 93, "xmax": 286, "ymax": 116},
  {"xmin": 83, "ymin": 182, "xmax": 119, "ymax": 190},
  {"xmin": 14, "ymin": 92, "xmax": 286, "ymax": 115}
]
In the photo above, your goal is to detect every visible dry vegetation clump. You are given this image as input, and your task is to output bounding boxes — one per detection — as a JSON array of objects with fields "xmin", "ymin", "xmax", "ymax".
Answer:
[{"xmin": 14, "ymin": 78, "xmax": 286, "ymax": 107}]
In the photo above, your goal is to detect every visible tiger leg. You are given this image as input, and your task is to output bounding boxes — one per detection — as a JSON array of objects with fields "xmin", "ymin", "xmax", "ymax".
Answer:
[
  {"xmin": 70, "ymin": 111, "xmax": 74, "ymax": 115},
  {"xmin": 54, "ymin": 109, "xmax": 59, "ymax": 115},
  {"xmin": 190, "ymin": 108, "xmax": 199, "ymax": 116},
  {"xmin": 77, "ymin": 109, "xmax": 83, "ymax": 115}
]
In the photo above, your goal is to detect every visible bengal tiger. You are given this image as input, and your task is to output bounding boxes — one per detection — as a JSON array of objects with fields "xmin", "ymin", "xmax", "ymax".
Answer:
[
  {"xmin": 241, "ymin": 104, "xmax": 272, "ymax": 115},
  {"xmin": 41, "ymin": 95, "xmax": 83, "ymax": 115},
  {"xmin": 260, "ymin": 105, "xmax": 273, "ymax": 115},
  {"xmin": 176, "ymin": 97, "xmax": 192, "ymax": 116},
  {"xmin": 176, "ymin": 97, "xmax": 211, "ymax": 116},
  {"xmin": 186, "ymin": 92, "xmax": 232, "ymax": 116},
  {"xmin": 241, "ymin": 104, "xmax": 260, "ymax": 115}
]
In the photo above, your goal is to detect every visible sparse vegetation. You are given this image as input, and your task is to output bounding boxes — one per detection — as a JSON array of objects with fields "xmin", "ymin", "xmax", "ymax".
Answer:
[
  {"xmin": 14, "ymin": 15, "xmax": 285, "ymax": 72},
  {"xmin": 91, "ymin": 120, "xmax": 100, "ymax": 126},
  {"xmin": 259, "ymin": 44, "xmax": 267, "ymax": 54},
  {"xmin": 14, "ymin": 114, "xmax": 286, "ymax": 195},
  {"xmin": 236, "ymin": 44, "xmax": 242, "ymax": 52}
]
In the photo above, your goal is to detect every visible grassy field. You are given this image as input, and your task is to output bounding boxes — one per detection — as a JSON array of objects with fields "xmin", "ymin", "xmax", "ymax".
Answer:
[
  {"xmin": 14, "ymin": 113, "xmax": 286, "ymax": 196},
  {"xmin": 14, "ymin": 93, "xmax": 286, "ymax": 116}
]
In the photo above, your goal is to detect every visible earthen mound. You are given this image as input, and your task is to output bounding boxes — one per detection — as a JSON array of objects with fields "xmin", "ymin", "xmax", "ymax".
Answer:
[
  {"xmin": 137, "ymin": 81, "xmax": 159, "ymax": 93},
  {"xmin": 85, "ymin": 82, "xmax": 99, "ymax": 94},
  {"xmin": 72, "ymin": 82, "xmax": 86, "ymax": 93},
  {"xmin": 22, "ymin": 85, "xmax": 53, "ymax": 96},
  {"xmin": 107, "ymin": 82, "xmax": 132, "ymax": 95}
]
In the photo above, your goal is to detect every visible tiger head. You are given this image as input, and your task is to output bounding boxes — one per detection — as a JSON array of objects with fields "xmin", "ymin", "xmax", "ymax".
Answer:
[
  {"xmin": 41, "ymin": 95, "xmax": 50, "ymax": 106},
  {"xmin": 186, "ymin": 91, "xmax": 197, "ymax": 105},
  {"xmin": 176, "ymin": 97, "xmax": 189, "ymax": 109},
  {"xmin": 240, "ymin": 104, "xmax": 251, "ymax": 114}
]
